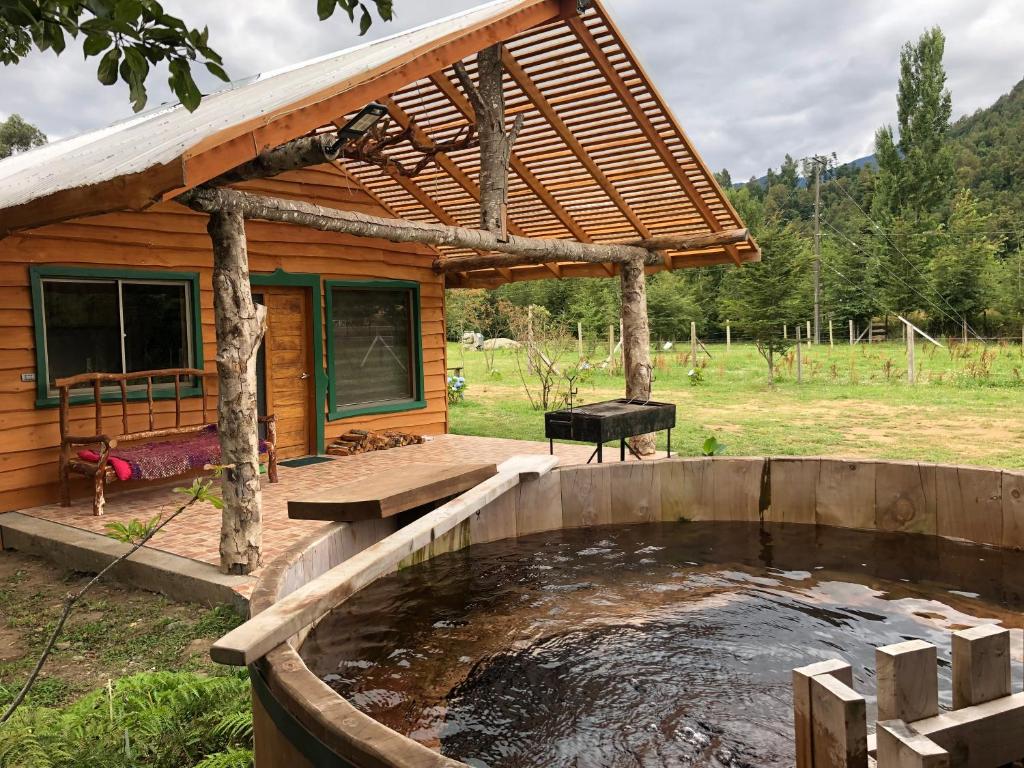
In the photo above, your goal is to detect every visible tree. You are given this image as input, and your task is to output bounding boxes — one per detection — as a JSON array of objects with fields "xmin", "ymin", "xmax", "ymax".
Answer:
[
  {"xmin": 928, "ymin": 190, "xmax": 1000, "ymax": 333},
  {"xmin": 873, "ymin": 26, "xmax": 954, "ymax": 220},
  {"xmin": 0, "ymin": 113, "xmax": 46, "ymax": 158},
  {"xmin": 718, "ymin": 220, "xmax": 808, "ymax": 384},
  {"xmin": 0, "ymin": 0, "xmax": 394, "ymax": 112},
  {"xmin": 646, "ymin": 271, "xmax": 704, "ymax": 342},
  {"xmin": 821, "ymin": 236, "xmax": 876, "ymax": 328}
]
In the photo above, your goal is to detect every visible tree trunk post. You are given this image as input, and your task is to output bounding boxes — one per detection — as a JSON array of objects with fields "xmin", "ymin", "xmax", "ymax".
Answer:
[
  {"xmin": 608, "ymin": 324, "xmax": 615, "ymax": 369},
  {"xmin": 806, "ymin": 320, "xmax": 812, "ymax": 346},
  {"xmin": 726, "ymin": 320, "xmax": 731, "ymax": 352},
  {"xmin": 849, "ymin": 319, "xmax": 855, "ymax": 345},
  {"xmin": 690, "ymin": 321, "xmax": 697, "ymax": 365},
  {"xmin": 829, "ymin": 319, "xmax": 834, "ymax": 349},
  {"xmin": 208, "ymin": 208, "xmax": 267, "ymax": 575},
  {"xmin": 620, "ymin": 255, "xmax": 655, "ymax": 456}
]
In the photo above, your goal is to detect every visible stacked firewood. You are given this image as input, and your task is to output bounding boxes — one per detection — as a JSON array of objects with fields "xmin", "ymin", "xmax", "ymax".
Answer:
[{"xmin": 326, "ymin": 428, "xmax": 425, "ymax": 456}]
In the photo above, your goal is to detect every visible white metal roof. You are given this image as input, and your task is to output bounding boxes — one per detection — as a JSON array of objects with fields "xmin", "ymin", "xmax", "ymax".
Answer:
[{"xmin": 0, "ymin": 0, "xmax": 525, "ymax": 213}]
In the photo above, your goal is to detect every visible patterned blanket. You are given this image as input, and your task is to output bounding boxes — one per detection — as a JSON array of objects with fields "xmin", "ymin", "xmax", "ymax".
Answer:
[{"xmin": 78, "ymin": 426, "xmax": 268, "ymax": 481}]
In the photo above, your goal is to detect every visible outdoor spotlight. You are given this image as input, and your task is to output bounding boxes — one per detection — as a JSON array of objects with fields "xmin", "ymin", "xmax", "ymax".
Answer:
[{"xmin": 338, "ymin": 102, "xmax": 388, "ymax": 140}]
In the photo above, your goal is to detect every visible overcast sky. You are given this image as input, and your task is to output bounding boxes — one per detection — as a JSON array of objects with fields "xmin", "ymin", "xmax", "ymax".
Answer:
[{"xmin": 1, "ymin": 0, "xmax": 1021, "ymax": 180}]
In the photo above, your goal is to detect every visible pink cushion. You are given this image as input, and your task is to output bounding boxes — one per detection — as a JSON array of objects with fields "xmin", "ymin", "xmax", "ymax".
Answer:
[{"xmin": 77, "ymin": 450, "xmax": 133, "ymax": 482}]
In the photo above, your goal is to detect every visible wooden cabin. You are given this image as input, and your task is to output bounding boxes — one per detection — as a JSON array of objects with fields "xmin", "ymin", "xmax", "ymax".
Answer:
[{"xmin": 0, "ymin": 0, "xmax": 757, "ymax": 513}]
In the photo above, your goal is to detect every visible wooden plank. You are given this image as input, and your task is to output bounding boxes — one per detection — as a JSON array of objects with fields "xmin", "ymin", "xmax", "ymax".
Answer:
[
  {"xmin": 1001, "ymin": 470, "xmax": 1024, "ymax": 549},
  {"xmin": 876, "ymin": 639, "xmax": 939, "ymax": 723},
  {"xmin": 912, "ymin": 691, "xmax": 1024, "ymax": 767},
  {"xmin": 935, "ymin": 465, "xmax": 1003, "ymax": 546},
  {"xmin": 468, "ymin": 488, "xmax": 517, "ymax": 545},
  {"xmin": 608, "ymin": 461, "xmax": 660, "ymax": 524},
  {"xmin": 560, "ymin": 464, "xmax": 612, "ymax": 528},
  {"xmin": 876, "ymin": 461, "xmax": 937, "ymax": 535},
  {"xmin": 816, "ymin": 459, "xmax": 876, "ymax": 530},
  {"xmin": 213, "ymin": 469, "xmax": 522, "ymax": 666},
  {"xmin": 810, "ymin": 673, "xmax": 868, "ymax": 768},
  {"xmin": 515, "ymin": 469, "xmax": 562, "ymax": 537},
  {"xmin": 793, "ymin": 659, "xmax": 853, "ymax": 768},
  {"xmin": 287, "ymin": 463, "xmax": 497, "ymax": 521},
  {"xmin": 952, "ymin": 624, "xmax": 1011, "ymax": 710},
  {"xmin": 875, "ymin": 721, "xmax": 949, "ymax": 768},
  {"xmin": 769, "ymin": 457, "xmax": 819, "ymax": 524},
  {"xmin": 712, "ymin": 457, "xmax": 766, "ymax": 522}
]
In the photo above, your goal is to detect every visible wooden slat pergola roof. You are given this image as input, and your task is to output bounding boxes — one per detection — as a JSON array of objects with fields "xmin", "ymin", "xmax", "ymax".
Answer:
[{"xmin": 0, "ymin": 0, "xmax": 758, "ymax": 284}]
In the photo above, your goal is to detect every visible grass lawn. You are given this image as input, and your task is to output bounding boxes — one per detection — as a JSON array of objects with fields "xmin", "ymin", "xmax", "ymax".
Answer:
[
  {"xmin": 0, "ymin": 549, "xmax": 243, "ymax": 710},
  {"xmin": 446, "ymin": 340, "xmax": 1024, "ymax": 468}
]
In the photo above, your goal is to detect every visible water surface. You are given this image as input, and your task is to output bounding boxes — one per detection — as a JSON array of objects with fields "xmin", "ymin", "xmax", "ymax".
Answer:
[{"xmin": 301, "ymin": 522, "xmax": 1024, "ymax": 768}]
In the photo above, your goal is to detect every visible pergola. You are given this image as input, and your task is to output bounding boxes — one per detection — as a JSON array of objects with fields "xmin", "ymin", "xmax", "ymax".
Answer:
[{"xmin": 0, "ymin": 0, "xmax": 759, "ymax": 574}]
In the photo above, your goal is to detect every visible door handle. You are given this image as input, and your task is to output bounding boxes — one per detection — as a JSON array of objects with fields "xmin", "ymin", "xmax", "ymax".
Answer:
[{"xmin": 299, "ymin": 372, "xmax": 309, "ymax": 380}]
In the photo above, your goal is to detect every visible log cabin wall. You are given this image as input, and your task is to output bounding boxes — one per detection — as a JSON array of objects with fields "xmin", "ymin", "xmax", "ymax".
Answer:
[{"xmin": 0, "ymin": 164, "xmax": 447, "ymax": 512}]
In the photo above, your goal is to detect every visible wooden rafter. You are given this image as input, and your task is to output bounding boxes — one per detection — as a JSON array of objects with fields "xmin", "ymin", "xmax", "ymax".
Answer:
[
  {"xmin": 565, "ymin": 13, "xmax": 742, "ymax": 266},
  {"xmin": 498, "ymin": 47, "xmax": 653, "ymax": 242},
  {"xmin": 429, "ymin": 69, "xmax": 611, "ymax": 276},
  {"xmin": 378, "ymin": 94, "xmax": 558, "ymax": 279}
]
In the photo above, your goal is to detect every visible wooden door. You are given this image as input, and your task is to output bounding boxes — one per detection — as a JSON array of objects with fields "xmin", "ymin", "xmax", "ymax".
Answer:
[{"xmin": 256, "ymin": 286, "xmax": 314, "ymax": 459}]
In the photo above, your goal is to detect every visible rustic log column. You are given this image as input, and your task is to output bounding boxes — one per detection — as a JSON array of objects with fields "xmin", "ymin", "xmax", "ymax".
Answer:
[
  {"xmin": 208, "ymin": 207, "xmax": 267, "ymax": 575},
  {"xmin": 620, "ymin": 254, "xmax": 656, "ymax": 456}
]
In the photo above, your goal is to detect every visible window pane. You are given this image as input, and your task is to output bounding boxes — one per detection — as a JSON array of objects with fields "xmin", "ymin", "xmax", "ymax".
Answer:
[
  {"xmin": 122, "ymin": 282, "xmax": 189, "ymax": 374},
  {"xmin": 331, "ymin": 288, "xmax": 414, "ymax": 409},
  {"xmin": 42, "ymin": 280, "xmax": 121, "ymax": 387}
]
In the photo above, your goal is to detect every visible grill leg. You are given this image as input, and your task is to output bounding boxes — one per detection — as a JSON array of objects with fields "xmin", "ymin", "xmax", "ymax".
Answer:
[
  {"xmin": 620, "ymin": 438, "xmax": 626, "ymax": 462},
  {"xmin": 667, "ymin": 428, "xmax": 671, "ymax": 459},
  {"xmin": 586, "ymin": 446, "xmax": 599, "ymax": 464},
  {"xmin": 549, "ymin": 438, "xmax": 553, "ymax": 455},
  {"xmin": 597, "ymin": 442, "xmax": 603, "ymax": 463}
]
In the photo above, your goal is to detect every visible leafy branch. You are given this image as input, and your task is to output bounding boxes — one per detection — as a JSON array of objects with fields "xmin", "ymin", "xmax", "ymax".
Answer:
[{"xmin": 0, "ymin": 0, "xmax": 395, "ymax": 112}]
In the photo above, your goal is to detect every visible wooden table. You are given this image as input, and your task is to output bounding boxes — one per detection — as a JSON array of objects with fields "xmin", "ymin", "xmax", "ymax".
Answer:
[{"xmin": 287, "ymin": 462, "xmax": 497, "ymax": 521}]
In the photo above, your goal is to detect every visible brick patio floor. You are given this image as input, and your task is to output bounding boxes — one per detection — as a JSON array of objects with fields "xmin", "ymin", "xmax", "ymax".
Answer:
[{"xmin": 20, "ymin": 435, "xmax": 627, "ymax": 587}]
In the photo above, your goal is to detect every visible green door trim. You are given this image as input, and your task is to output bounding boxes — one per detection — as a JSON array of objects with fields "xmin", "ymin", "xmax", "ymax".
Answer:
[{"xmin": 250, "ymin": 269, "xmax": 326, "ymax": 455}]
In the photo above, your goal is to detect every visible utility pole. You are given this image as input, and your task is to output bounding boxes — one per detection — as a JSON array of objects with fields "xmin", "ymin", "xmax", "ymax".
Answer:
[{"xmin": 812, "ymin": 158, "xmax": 822, "ymax": 345}]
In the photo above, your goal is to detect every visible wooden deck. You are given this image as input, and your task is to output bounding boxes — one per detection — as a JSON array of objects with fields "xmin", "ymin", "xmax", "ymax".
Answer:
[{"xmin": 15, "ymin": 435, "xmax": 630, "ymax": 585}]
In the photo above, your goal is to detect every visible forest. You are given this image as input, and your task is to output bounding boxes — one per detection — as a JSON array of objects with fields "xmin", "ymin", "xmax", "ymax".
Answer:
[{"xmin": 447, "ymin": 27, "xmax": 1024, "ymax": 347}]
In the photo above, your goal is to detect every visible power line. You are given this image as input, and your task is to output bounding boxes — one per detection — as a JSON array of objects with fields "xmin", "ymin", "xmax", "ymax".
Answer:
[{"xmin": 829, "ymin": 182, "xmax": 984, "ymax": 340}]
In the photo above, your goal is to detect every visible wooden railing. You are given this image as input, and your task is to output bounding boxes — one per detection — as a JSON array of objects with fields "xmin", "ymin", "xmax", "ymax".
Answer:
[{"xmin": 56, "ymin": 368, "xmax": 277, "ymax": 515}]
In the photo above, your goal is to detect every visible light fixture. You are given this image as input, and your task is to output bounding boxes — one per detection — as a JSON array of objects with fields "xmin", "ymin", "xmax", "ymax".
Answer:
[{"xmin": 338, "ymin": 102, "xmax": 388, "ymax": 140}]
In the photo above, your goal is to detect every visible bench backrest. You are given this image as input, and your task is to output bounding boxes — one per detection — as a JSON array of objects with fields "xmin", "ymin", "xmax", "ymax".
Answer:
[{"xmin": 55, "ymin": 368, "xmax": 216, "ymax": 443}]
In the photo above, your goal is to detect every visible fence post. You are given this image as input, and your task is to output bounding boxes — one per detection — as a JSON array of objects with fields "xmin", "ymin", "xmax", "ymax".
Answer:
[
  {"xmin": 962, "ymin": 319, "xmax": 968, "ymax": 345},
  {"xmin": 807, "ymin": 320, "xmax": 812, "ymax": 346},
  {"xmin": 849, "ymin": 319, "xmax": 854, "ymax": 346},
  {"xmin": 619, "ymin": 318, "xmax": 624, "ymax": 368},
  {"xmin": 726, "ymin": 321, "xmax": 732, "ymax": 352},
  {"xmin": 784, "ymin": 324, "xmax": 788, "ymax": 340},
  {"xmin": 577, "ymin": 321, "xmax": 583, "ymax": 360},
  {"xmin": 608, "ymin": 324, "xmax": 615, "ymax": 369},
  {"xmin": 829, "ymin": 319, "xmax": 834, "ymax": 349},
  {"xmin": 690, "ymin": 321, "xmax": 698, "ymax": 364},
  {"xmin": 907, "ymin": 325, "xmax": 916, "ymax": 384},
  {"xmin": 796, "ymin": 323, "xmax": 803, "ymax": 383}
]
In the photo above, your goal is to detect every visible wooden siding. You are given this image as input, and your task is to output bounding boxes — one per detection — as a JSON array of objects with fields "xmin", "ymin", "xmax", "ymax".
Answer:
[{"xmin": 0, "ymin": 165, "xmax": 447, "ymax": 512}]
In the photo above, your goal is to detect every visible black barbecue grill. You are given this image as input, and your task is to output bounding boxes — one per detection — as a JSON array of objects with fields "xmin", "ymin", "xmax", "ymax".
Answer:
[{"xmin": 545, "ymin": 398, "xmax": 676, "ymax": 462}]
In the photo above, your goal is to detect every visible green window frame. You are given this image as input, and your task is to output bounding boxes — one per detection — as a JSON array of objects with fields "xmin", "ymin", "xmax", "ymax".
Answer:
[
  {"xmin": 30, "ymin": 265, "xmax": 204, "ymax": 407},
  {"xmin": 325, "ymin": 279, "xmax": 426, "ymax": 421}
]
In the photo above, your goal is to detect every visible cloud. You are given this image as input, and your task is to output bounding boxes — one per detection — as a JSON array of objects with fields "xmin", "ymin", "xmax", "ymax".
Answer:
[{"xmin": 1, "ymin": 0, "xmax": 1021, "ymax": 179}]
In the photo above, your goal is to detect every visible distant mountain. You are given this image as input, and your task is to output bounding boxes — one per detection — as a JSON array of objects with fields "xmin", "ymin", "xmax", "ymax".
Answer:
[{"xmin": 735, "ymin": 154, "xmax": 877, "ymax": 189}]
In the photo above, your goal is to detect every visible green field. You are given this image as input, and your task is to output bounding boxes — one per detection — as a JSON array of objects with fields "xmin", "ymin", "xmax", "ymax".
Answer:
[{"xmin": 446, "ymin": 340, "xmax": 1024, "ymax": 469}]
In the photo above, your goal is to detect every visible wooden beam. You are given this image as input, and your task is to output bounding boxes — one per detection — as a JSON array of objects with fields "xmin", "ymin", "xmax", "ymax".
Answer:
[
  {"xmin": 498, "ymin": 47, "xmax": 654, "ymax": 243},
  {"xmin": 177, "ymin": 186, "xmax": 656, "ymax": 266},
  {"xmin": 436, "ymin": 227, "xmax": 749, "ymax": 272},
  {"xmin": 810, "ymin": 674, "xmax": 868, "ymax": 768},
  {"xmin": 952, "ymin": 624, "xmax": 1011, "ymax": 710},
  {"xmin": 565, "ymin": 13, "xmax": 746, "ymax": 265},
  {"xmin": 211, "ymin": 457, "xmax": 559, "ymax": 665},
  {"xmin": 876, "ymin": 640, "xmax": 939, "ymax": 723},
  {"xmin": 793, "ymin": 659, "xmax": 853, "ymax": 768},
  {"xmin": 876, "ymin": 721, "xmax": 949, "ymax": 768}
]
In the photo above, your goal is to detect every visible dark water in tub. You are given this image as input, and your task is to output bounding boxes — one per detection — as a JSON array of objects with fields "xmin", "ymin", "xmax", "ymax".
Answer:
[{"xmin": 300, "ymin": 523, "xmax": 1024, "ymax": 767}]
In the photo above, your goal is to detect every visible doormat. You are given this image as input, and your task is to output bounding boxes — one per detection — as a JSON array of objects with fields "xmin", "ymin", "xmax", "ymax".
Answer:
[{"xmin": 279, "ymin": 455, "xmax": 335, "ymax": 469}]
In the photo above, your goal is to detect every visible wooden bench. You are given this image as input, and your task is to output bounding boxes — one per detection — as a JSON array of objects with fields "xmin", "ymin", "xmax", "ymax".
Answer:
[{"xmin": 57, "ymin": 368, "xmax": 277, "ymax": 516}]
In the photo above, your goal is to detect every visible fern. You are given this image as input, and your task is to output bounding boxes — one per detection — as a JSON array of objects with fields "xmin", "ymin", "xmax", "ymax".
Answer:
[
  {"xmin": 0, "ymin": 671, "xmax": 252, "ymax": 768},
  {"xmin": 194, "ymin": 746, "xmax": 254, "ymax": 768}
]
